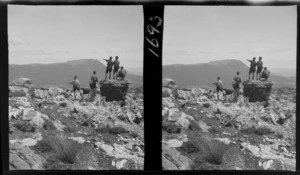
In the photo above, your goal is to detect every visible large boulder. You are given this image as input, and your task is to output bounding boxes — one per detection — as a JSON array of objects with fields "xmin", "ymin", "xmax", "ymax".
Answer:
[
  {"xmin": 10, "ymin": 143, "xmax": 46, "ymax": 170},
  {"xmin": 243, "ymin": 80, "xmax": 273, "ymax": 102},
  {"xmin": 162, "ymin": 144, "xmax": 193, "ymax": 170},
  {"xmin": 99, "ymin": 79, "xmax": 129, "ymax": 102},
  {"xmin": 9, "ymin": 86, "xmax": 28, "ymax": 97},
  {"xmin": 162, "ymin": 78, "xmax": 176, "ymax": 88},
  {"xmin": 9, "ymin": 78, "xmax": 33, "ymax": 88}
]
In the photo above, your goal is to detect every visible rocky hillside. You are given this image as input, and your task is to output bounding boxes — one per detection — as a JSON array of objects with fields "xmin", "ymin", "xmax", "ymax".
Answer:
[
  {"xmin": 9, "ymin": 59, "xmax": 143, "ymax": 88},
  {"xmin": 9, "ymin": 78, "xmax": 144, "ymax": 170},
  {"xmin": 162, "ymin": 78, "xmax": 296, "ymax": 171},
  {"xmin": 163, "ymin": 59, "xmax": 295, "ymax": 89}
]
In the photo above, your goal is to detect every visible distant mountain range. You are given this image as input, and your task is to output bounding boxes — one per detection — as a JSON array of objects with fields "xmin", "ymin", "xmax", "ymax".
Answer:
[
  {"xmin": 9, "ymin": 59, "xmax": 143, "ymax": 88},
  {"xmin": 163, "ymin": 59, "xmax": 296, "ymax": 89}
]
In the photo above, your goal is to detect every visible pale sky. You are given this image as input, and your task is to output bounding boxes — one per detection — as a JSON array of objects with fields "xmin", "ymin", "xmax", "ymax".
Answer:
[
  {"xmin": 163, "ymin": 6, "xmax": 296, "ymax": 76},
  {"xmin": 8, "ymin": 5, "xmax": 143, "ymax": 73}
]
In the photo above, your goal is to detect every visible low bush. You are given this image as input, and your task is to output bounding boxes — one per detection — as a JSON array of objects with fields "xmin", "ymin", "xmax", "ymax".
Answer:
[
  {"xmin": 162, "ymin": 121, "xmax": 181, "ymax": 134},
  {"xmin": 188, "ymin": 120, "xmax": 202, "ymax": 131},
  {"xmin": 44, "ymin": 158, "xmax": 70, "ymax": 170},
  {"xmin": 43, "ymin": 119, "xmax": 56, "ymax": 130},
  {"xmin": 254, "ymin": 126, "xmax": 274, "ymax": 135},
  {"xmin": 180, "ymin": 140, "xmax": 201, "ymax": 154},
  {"xmin": 13, "ymin": 121, "xmax": 35, "ymax": 132},
  {"xmin": 202, "ymin": 140, "xmax": 227, "ymax": 165},
  {"xmin": 240, "ymin": 126, "xmax": 274, "ymax": 136},
  {"xmin": 51, "ymin": 137, "xmax": 81, "ymax": 164},
  {"xmin": 192, "ymin": 158, "xmax": 217, "ymax": 170},
  {"xmin": 32, "ymin": 139, "xmax": 53, "ymax": 153}
]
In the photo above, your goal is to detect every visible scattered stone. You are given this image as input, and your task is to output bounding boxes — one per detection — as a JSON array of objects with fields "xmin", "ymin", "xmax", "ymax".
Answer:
[
  {"xmin": 68, "ymin": 137, "xmax": 85, "ymax": 144},
  {"xmin": 165, "ymin": 139, "xmax": 183, "ymax": 148},
  {"xmin": 116, "ymin": 159, "xmax": 128, "ymax": 169}
]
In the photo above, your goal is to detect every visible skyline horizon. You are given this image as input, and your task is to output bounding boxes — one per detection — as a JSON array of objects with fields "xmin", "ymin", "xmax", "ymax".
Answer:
[
  {"xmin": 8, "ymin": 5, "xmax": 143, "ymax": 72},
  {"xmin": 163, "ymin": 6, "xmax": 297, "ymax": 78}
]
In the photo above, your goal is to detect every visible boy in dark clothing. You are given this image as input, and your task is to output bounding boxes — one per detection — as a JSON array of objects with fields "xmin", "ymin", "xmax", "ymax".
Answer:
[
  {"xmin": 113, "ymin": 56, "xmax": 120, "ymax": 79},
  {"xmin": 233, "ymin": 71, "xmax": 242, "ymax": 98},
  {"xmin": 247, "ymin": 57, "xmax": 256, "ymax": 80},
  {"xmin": 256, "ymin": 57, "xmax": 263, "ymax": 80},
  {"xmin": 213, "ymin": 76, "xmax": 224, "ymax": 101},
  {"xmin": 117, "ymin": 67, "xmax": 127, "ymax": 80},
  {"xmin": 261, "ymin": 67, "xmax": 271, "ymax": 81},
  {"xmin": 89, "ymin": 71, "xmax": 98, "ymax": 101},
  {"xmin": 103, "ymin": 57, "xmax": 114, "ymax": 79},
  {"xmin": 70, "ymin": 76, "xmax": 82, "ymax": 100}
]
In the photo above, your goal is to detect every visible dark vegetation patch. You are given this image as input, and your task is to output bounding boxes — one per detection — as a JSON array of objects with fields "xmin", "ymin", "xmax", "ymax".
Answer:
[
  {"xmin": 95, "ymin": 125, "xmax": 129, "ymax": 135},
  {"xmin": 44, "ymin": 158, "xmax": 71, "ymax": 170},
  {"xmin": 188, "ymin": 120, "xmax": 202, "ymax": 132},
  {"xmin": 51, "ymin": 137, "xmax": 82, "ymax": 164},
  {"xmin": 13, "ymin": 121, "xmax": 35, "ymax": 132},
  {"xmin": 31, "ymin": 139, "xmax": 53, "ymax": 153},
  {"xmin": 162, "ymin": 121, "xmax": 181, "ymax": 134},
  {"xmin": 202, "ymin": 140, "xmax": 227, "ymax": 165},
  {"xmin": 192, "ymin": 158, "xmax": 219, "ymax": 170},
  {"xmin": 43, "ymin": 119, "xmax": 56, "ymax": 130},
  {"xmin": 240, "ymin": 126, "xmax": 274, "ymax": 136},
  {"xmin": 180, "ymin": 140, "xmax": 201, "ymax": 154}
]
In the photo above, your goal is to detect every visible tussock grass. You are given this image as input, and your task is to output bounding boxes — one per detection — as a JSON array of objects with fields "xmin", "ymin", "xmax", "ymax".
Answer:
[
  {"xmin": 181, "ymin": 132, "xmax": 228, "ymax": 166},
  {"xmin": 202, "ymin": 140, "xmax": 227, "ymax": 165},
  {"xmin": 50, "ymin": 137, "xmax": 81, "ymax": 164},
  {"xmin": 13, "ymin": 121, "xmax": 35, "ymax": 132}
]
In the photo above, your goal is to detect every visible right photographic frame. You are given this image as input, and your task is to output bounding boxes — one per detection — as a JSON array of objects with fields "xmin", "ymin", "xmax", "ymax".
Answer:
[{"xmin": 162, "ymin": 6, "xmax": 296, "ymax": 171}]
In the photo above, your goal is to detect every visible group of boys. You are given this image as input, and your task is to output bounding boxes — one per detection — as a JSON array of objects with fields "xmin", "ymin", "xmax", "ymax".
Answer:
[
  {"xmin": 247, "ymin": 57, "xmax": 270, "ymax": 81},
  {"xmin": 103, "ymin": 56, "xmax": 127, "ymax": 80},
  {"xmin": 213, "ymin": 57, "xmax": 271, "ymax": 101},
  {"xmin": 69, "ymin": 56, "xmax": 127, "ymax": 101}
]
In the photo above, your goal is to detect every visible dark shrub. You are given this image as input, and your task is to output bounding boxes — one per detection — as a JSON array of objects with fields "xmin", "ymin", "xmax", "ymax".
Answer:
[
  {"xmin": 162, "ymin": 121, "xmax": 181, "ymax": 134},
  {"xmin": 188, "ymin": 120, "xmax": 202, "ymax": 131},
  {"xmin": 180, "ymin": 140, "xmax": 201, "ymax": 154},
  {"xmin": 43, "ymin": 119, "xmax": 56, "ymax": 130},
  {"xmin": 13, "ymin": 121, "xmax": 35, "ymax": 132},
  {"xmin": 95, "ymin": 125, "xmax": 129, "ymax": 135},
  {"xmin": 51, "ymin": 137, "xmax": 81, "ymax": 164},
  {"xmin": 203, "ymin": 103, "xmax": 210, "ymax": 108},
  {"xmin": 254, "ymin": 126, "xmax": 274, "ymax": 135},
  {"xmin": 32, "ymin": 139, "xmax": 53, "ymax": 153},
  {"xmin": 202, "ymin": 140, "xmax": 227, "ymax": 165}
]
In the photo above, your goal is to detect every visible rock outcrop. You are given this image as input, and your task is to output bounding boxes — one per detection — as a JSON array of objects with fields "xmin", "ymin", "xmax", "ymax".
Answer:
[
  {"xmin": 100, "ymin": 79, "xmax": 130, "ymax": 101},
  {"xmin": 243, "ymin": 80, "xmax": 273, "ymax": 102},
  {"xmin": 9, "ymin": 78, "xmax": 33, "ymax": 88}
]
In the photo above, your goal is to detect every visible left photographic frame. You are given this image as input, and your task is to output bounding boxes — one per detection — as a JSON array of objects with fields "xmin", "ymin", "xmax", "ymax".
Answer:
[{"xmin": 7, "ymin": 5, "xmax": 144, "ymax": 170}]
